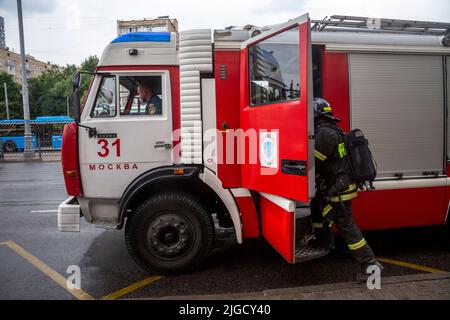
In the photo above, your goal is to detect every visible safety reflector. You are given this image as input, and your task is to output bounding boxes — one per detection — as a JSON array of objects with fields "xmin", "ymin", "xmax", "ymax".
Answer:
[
  {"xmin": 314, "ymin": 150, "xmax": 327, "ymax": 161},
  {"xmin": 348, "ymin": 238, "xmax": 367, "ymax": 250},
  {"xmin": 330, "ymin": 191, "xmax": 358, "ymax": 203},
  {"xmin": 322, "ymin": 204, "xmax": 333, "ymax": 217},
  {"xmin": 173, "ymin": 168, "xmax": 185, "ymax": 175}
]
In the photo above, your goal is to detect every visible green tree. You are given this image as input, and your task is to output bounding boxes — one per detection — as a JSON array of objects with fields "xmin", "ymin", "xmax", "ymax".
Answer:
[
  {"xmin": 80, "ymin": 55, "xmax": 99, "ymax": 73},
  {"xmin": 79, "ymin": 55, "xmax": 99, "ymax": 104},
  {"xmin": 2, "ymin": 55, "xmax": 99, "ymax": 120},
  {"xmin": 0, "ymin": 72, "xmax": 22, "ymax": 119},
  {"xmin": 29, "ymin": 63, "xmax": 80, "ymax": 117}
]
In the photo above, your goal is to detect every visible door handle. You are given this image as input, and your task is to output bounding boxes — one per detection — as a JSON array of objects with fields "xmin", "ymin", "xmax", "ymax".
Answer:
[
  {"xmin": 281, "ymin": 159, "xmax": 307, "ymax": 176},
  {"xmin": 153, "ymin": 141, "xmax": 172, "ymax": 150}
]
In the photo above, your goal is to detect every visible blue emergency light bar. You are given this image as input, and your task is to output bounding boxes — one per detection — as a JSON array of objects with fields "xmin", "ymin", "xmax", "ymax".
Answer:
[{"xmin": 111, "ymin": 32, "xmax": 171, "ymax": 43}]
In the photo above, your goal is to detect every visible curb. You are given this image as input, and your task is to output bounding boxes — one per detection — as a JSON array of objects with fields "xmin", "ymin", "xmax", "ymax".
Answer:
[{"xmin": 155, "ymin": 272, "xmax": 450, "ymax": 300}]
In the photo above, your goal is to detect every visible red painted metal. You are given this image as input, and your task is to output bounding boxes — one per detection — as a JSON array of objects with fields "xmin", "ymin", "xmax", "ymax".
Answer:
[
  {"xmin": 239, "ymin": 22, "xmax": 311, "ymax": 202},
  {"xmin": 447, "ymin": 164, "xmax": 450, "ymax": 222},
  {"xmin": 214, "ymin": 51, "xmax": 242, "ymax": 187},
  {"xmin": 260, "ymin": 196, "xmax": 294, "ymax": 263},
  {"xmin": 322, "ymin": 52, "xmax": 350, "ymax": 132},
  {"xmin": 234, "ymin": 196, "xmax": 260, "ymax": 239},
  {"xmin": 61, "ymin": 122, "xmax": 82, "ymax": 196},
  {"xmin": 353, "ymin": 187, "xmax": 447, "ymax": 230}
]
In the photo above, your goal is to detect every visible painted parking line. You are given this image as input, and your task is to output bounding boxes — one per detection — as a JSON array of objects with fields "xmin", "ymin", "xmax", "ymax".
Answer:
[
  {"xmin": 29, "ymin": 209, "xmax": 58, "ymax": 213},
  {"xmin": 0, "ymin": 183, "xmax": 65, "ymax": 189},
  {"xmin": 0, "ymin": 240, "xmax": 94, "ymax": 300},
  {"xmin": 377, "ymin": 256, "xmax": 447, "ymax": 274},
  {"xmin": 0, "ymin": 240, "xmax": 164, "ymax": 300},
  {"xmin": 6, "ymin": 238, "xmax": 441, "ymax": 299},
  {"xmin": 101, "ymin": 275, "xmax": 163, "ymax": 300}
]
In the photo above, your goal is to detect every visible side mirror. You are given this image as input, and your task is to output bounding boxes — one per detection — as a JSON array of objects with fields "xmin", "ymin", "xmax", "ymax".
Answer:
[
  {"xmin": 72, "ymin": 71, "xmax": 81, "ymax": 91},
  {"xmin": 72, "ymin": 88, "xmax": 81, "ymax": 123},
  {"xmin": 72, "ymin": 71, "xmax": 89, "ymax": 122},
  {"xmin": 72, "ymin": 70, "xmax": 95, "ymax": 124}
]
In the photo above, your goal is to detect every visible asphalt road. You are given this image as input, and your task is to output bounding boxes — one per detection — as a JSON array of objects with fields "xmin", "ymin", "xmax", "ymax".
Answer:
[{"xmin": 0, "ymin": 161, "xmax": 449, "ymax": 300}]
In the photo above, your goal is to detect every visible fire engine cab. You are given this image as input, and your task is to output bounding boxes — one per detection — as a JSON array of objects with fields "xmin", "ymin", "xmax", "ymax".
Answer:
[{"xmin": 59, "ymin": 14, "xmax": 450, "ymax": 274}]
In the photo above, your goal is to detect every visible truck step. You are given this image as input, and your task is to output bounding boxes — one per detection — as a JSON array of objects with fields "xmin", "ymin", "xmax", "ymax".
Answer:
[{"xmin": 295, "ymin": 245, "xmax": 330, "ymax": 263}]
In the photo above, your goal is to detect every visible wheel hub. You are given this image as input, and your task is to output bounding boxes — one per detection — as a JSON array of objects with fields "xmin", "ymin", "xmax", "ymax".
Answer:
[{"xmin": 146, "ymin": 214, "xmax": 193, "ymax": 258}]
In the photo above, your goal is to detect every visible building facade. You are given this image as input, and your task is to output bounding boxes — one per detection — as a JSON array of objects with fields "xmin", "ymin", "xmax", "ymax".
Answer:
[
  {"xmin": 0, "ymin": 48, "xmax": 51, "ymax": 84},
  {"xmin": 117, "ymin": 16, "xmax": 178, "ymax": 35},
  {"xmin": 0, "ymin": 16, "xmax": 5, "ymax": 49}
]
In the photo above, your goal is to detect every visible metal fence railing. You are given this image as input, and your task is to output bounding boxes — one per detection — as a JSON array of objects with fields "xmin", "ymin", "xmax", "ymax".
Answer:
[
  {"xmin": 0, "ymin": 121, "xmax": 70, "ymax": 162},
  {"xmin": 0, "ymin": 148, "xmax": 61, "ymax": 162},
  {"xmin": 0, "ymin": 140, "xmax": 62, "ymax": 162}
]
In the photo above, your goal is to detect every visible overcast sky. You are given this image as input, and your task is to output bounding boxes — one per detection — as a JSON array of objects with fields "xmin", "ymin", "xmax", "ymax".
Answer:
[{"xmin": 0, "ymin": 0, "xmax": 449, "ymax": 66}]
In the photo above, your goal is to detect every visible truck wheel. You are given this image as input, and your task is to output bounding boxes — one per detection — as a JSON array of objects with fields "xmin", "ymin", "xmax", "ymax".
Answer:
[
  {"xmin": 125, "ymin": 192, "xmax": 214, "ymax": 274},
  {"xmin": 4, "ymin": 141, "xmax": 16, "ymax": 152}
]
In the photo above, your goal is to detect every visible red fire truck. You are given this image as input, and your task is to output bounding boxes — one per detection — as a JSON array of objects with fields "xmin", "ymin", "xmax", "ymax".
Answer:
[{"xmin": 58, "ymin": 14, "xmax": 450, "ymax": 274}]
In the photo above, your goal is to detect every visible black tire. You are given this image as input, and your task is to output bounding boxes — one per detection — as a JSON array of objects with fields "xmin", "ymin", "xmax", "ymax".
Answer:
[
  {"xmin": 4, "ymin": 141, "xmax": 16, "ymax": 152},
  {"xmin": 125, "ymin": 192, "xmax": 214, "ymax": 274}
]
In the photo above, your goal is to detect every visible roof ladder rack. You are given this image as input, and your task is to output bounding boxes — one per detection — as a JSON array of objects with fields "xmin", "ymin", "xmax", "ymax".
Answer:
[{"xmin": 311, "ymin": 15, "xmax": 450, "ymax": 36}]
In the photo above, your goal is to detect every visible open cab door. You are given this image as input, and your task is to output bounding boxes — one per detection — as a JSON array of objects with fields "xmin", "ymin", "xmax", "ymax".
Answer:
[{"xmin": 240, "ymin": 14, "xmax": 316, "ymax": 263}]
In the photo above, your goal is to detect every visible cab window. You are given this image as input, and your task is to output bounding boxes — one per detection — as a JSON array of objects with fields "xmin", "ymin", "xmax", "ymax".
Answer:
[
  {"xmin": 91, "ymin": 76, "xmax": 117, "ymax": 118},
  {"xmin": 119, "ymin": 76, "xmax": 163, "ymax": 116},
  {"xmin": 248, "ymin": 26, "xmax": 300, "ymax": 106}
]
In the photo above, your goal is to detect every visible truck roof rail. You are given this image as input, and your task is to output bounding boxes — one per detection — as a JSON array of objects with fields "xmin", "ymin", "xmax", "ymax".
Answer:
[{"xmin": 311, "ymin": 15, "xmax": 450, "ymax": 36}]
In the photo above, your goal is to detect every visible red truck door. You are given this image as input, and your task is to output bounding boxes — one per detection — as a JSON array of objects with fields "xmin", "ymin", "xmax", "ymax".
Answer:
[
  {"xmin": 240, "ymin": 14, "xmax": 314, "ymax": 202},
  {"xmin": 239, "ymin": 14, "xmax": 314, "ymax": 262}
]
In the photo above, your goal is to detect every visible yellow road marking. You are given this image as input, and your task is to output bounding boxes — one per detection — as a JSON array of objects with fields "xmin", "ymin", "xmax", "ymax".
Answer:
[
  {"xmin": 377, "ymin": 256, "xmax": 447, "ymax": 274},
  {"xmin": 1, "ymin": 240, "xmax": 163, "ymax": 300},
  {"xmin": 101, "ymin": 275, "xmax": 163, "ymax": 300},
  {"xmin": 1, "ymin": 240, "xmax": 94, "ymax": 300}
]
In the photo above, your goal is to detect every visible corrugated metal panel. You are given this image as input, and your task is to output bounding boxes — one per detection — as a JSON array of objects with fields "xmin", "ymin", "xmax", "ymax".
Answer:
[
  {"xmin": 350, "ymin": 53, "xmax": 445, "ymax": 178},
  {"xmin": 179, "ymin": 29, "xmax": 212, "ymax": 164}
]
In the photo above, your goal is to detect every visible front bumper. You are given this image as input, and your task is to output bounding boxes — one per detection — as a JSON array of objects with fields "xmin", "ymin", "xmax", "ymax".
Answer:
[{"xmin": 58, "ymin": 196, "xmax": 81, "ymax": 232}]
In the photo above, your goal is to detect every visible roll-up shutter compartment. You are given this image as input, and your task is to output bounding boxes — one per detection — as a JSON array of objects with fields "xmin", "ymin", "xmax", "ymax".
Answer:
[{"xmin": 349, "ymin": 53, "xmax": 445, "ymax": 178}]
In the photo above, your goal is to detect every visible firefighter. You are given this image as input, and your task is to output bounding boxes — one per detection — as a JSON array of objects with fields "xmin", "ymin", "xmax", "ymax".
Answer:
[
  {"xmin": 137, "ymin": 80, "xmax": 162, "ymax": 115},
  {"xmin": 312, "ymin": 98, "xmax": 383, "ymax": 282}
]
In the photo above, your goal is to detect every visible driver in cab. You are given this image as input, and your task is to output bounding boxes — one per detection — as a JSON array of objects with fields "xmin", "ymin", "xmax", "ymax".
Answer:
[{"xmin": 137, "ymin": 80, "xmax": 162, "ymax": 115}]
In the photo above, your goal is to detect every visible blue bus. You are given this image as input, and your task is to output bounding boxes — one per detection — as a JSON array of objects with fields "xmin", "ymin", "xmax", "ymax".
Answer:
[{"xmin": 0, "ymin": 116, "xmax": 74, "ymax": 152}]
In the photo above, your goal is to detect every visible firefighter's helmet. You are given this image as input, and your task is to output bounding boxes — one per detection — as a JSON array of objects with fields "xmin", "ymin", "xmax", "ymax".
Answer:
[{"xmin": 313, "ymin": 98, "xmax": 340, "ymax": 122}]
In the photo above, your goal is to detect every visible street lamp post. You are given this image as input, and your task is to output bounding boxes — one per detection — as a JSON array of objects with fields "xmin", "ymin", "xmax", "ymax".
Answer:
[
  {"xmin": 17, "ymin": 0, "xmax": 33, "ymax": 159},
  {"xmin": 67, "ymin": 96, "xmax": 70, "ymax": 116},
  {"xmin": 3, "ymin": 82, "xmax": 9, "ymax": 120}
]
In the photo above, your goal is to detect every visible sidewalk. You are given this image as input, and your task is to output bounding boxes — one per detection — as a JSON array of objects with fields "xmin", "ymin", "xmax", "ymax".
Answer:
[{"xmin": 158, "ymin": 272, "xmax": 450, "ymax": 300}]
